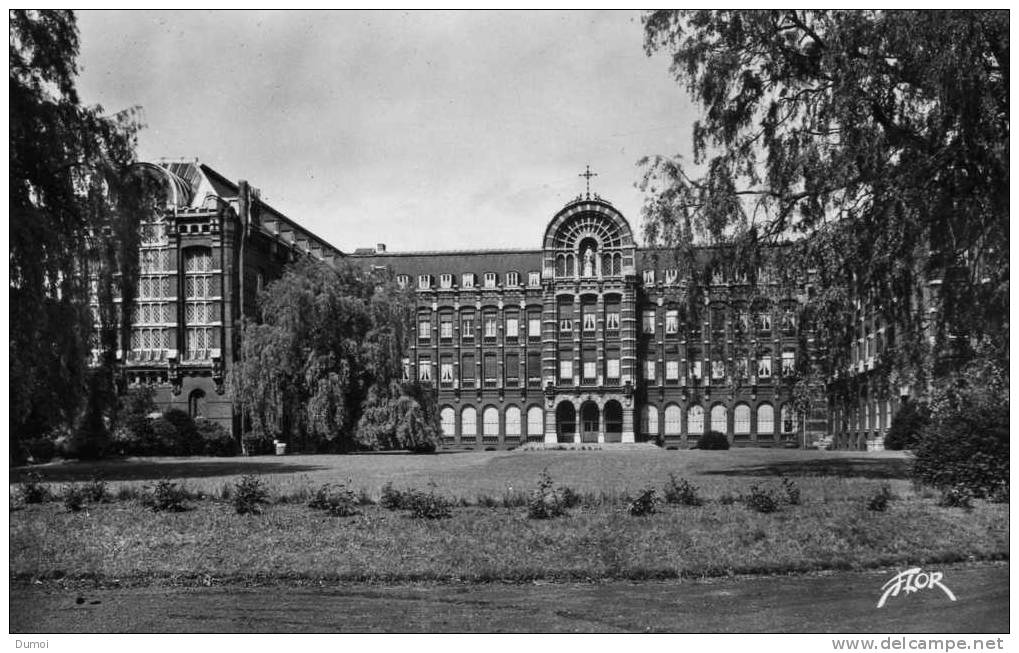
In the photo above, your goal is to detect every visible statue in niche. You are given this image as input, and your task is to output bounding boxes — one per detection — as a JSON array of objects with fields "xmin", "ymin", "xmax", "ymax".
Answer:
[{"xmin": 582, "ymin": 246, "xmax": 596, "ymax": 277}]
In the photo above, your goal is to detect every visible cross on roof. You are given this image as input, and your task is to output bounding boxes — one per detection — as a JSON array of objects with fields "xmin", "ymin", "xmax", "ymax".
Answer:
[{"xmin": 579, "ymin": 165, "xmax": 598, "ymax": 199}]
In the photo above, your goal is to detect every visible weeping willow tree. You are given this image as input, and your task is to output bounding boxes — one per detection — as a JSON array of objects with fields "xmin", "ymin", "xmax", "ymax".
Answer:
[
  {"xmin": 233, "ymin": 258, "xmax": 440, "ymax": 452},
  {"xmin": 640, "ymin": 10, "xmax": 1008, "ymax": 396},
  {"xmin": 10, "ymin": 10, "xmax": 161, "ymax": 460}
]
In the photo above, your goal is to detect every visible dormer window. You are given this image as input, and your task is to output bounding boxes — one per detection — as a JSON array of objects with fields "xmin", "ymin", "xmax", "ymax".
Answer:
[
  {"xmin": 462, "ymin": 273, "xmax": 475, "ymax": 288},
  {"xmin": 528, "ymin": 271, "xmax": 541, "ymax": 287},
  {"xmin": 643, "ymin": 269, "xmax": 655, "ymax": 284},
  {"xmin": 439, "ymin": 273, "xmax": 453, "ymax": 289},
  {"xmin": 665, "ymin": 269, "xmax": 679, "ymax": 285},
  {"xmin": 484, "ymin": 272, "xmax": 497, "ymax": 288},
  {"xmin": 417, "ymin": 275, "xmax": 431, "ymax": 290},
  {"xmin": 506, "ymin": 271, "xmax": 519, "ymax": 286},
  {"xmin": 396, "ymin": 275, "xmax": 409, "ymax": 289}
]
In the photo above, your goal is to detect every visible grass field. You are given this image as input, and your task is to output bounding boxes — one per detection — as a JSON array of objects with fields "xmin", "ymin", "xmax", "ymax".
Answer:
[{"xmin": 9, "ymin": 448, "xmax": 1009, "ymax": 585}]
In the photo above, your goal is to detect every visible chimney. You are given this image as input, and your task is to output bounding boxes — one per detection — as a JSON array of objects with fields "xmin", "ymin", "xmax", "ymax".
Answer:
[{"xmin": 376, "ymin": 243, "xmax": 387, "ymax": 253}]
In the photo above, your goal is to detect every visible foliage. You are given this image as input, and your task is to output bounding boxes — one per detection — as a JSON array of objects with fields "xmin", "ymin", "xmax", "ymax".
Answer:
[
  {"xmin": 696, "ymin": 430, "xmax": 730, "ymax": 450},
  {"xmin": 405, "ymin": 484, "xmax": 453, "ymax": 520},
  {"xmin": 161, "ymin": 409, "xmax": 201, "ymax": 455},
  {"xmin": 641, "ymin": 10, "xmax": 1009, "ymax": 387},
  {"xmin": 911, "ymin": 358, "xmax": 1008, "ymax": 498},
  {"xmin": 938, "ymin": 486, "xmax": 973, "ymax": 510},
  {"xmin": 232, "ymin": 475, "xmax": 271, "ymax": 515},
  {"xmin": 626, "ymin": 487, "xmax": 660, "ymax": 516},
  {"xmin": 10, "ymin": 10, "xmax": 161, "ymax": 459},
  {"xmin": 780, "ymin": 477, "xmax": 801, "ymax": 505},
  {"xmin": 82, "ymin": 477, "xmax": 109, "ymax": 503},
  {"xmin": 242, "ymin": 433, "xmax": 274, "ymax": 456},
  {"xmin": 379, "ymin": 482, "xmax": 410, "ymax": 511},
  {"xmin": 62, "ymin": 484, "xmax": 86, "ymax": 512},
  {"xmin": 884, "ymin": 400, "xmax": 930, "ymax": 451},
  {"xmin": 527, "ymin": 470, "xmax": 569, "ymax": 519},
  {"xmin": 663, "ymin": 474, "xmax": 703, "ymax": 506},
  {"xmin": 142, "ymin": 479, "xmax": 191, "ymax": 512},
  {"xmin": 232, "ymin": 257, "xmax": 425, "ymax": 452},
  {"xmin": 867, "ymin": 484, "xmax": 893, "ymax": 512},
  {"xmin": 308, "ymin": 483, "xmax": 361, "ymax": 517},
  {"xmin": 195, "ymin": 419, "xmax": 236, "ymax": 457},
  {"xmin": 19, "ymin": 472, "xmax": 50, "ymax": 504},
  {"xmin": 20, "ymin": 436, "xmax": 57, "ymax": 465},
  {"xmin": 742, "ymin": 484, "xmax": 780, "ymax": 513}
]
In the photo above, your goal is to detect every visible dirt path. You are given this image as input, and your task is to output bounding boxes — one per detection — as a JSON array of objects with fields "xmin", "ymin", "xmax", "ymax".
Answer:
[{"xmin": 11, "ymin": 562, "xmax": 1007, "ymax": 633}]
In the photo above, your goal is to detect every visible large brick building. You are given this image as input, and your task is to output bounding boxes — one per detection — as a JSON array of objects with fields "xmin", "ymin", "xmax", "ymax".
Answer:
[{"xmin": 126, "ymin": 160, "xmax": 899, "ymax": 450}]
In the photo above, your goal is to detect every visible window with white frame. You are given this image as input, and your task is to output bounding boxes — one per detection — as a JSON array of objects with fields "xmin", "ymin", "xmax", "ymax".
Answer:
[
  {"xmin": 757, "ymin": 404, "xmax": 775, "ymax": 435},
  {"xmin": 418, "ymin": 314, "xmax": 431, "ymax": 341},
  {"xmin": 643, "ymin": 269, "xmax": 655, "ymax": 284},
  {"xmin": 417, "ymin": 275, "xmax": 431, "ymax": 290},
  {"xmin": 418, "ymin": 357, "xmax": 432, "ymax": 382},
  {"xmin": 528, "ymin": 271, "xmax": 541, "ymax": 287},
  {"xmin": 734, "ymin": 404, "xmax": 751, "ymax": 435},
  {"xmin": 461, "ymin": 406, "xmax": 477, "ymax": 436},
  {"xmin": 664, "ymin": 404, "xmax": 682, "ymax": 435},
  {"xmin": 184, "ymin": 247, "xmax": 216, "ymax": 360},
  {"xmin": 641, "ymin": 405, "xmax": 659, "ymax": 436},
  {"xmin": 528, "ymin": 312, "xmax": 541, "ymax": 338},
  {"xmin": 505, "ymin": 314, "xmax": 519, "ymax": 340},
  {"xmin": 665, "ymin": 269, "xmax": 679, "ymax": 284},
  {"xmin": 690, "ymin": 358, "xmax": 703, "ymax": 381},
  {"xmin": 440, "ymin": 407, "xmax": 455, "ymax": 437},
  {"xmin": 483, "ymin": 313, "xmax": 498, "ymax": 339},
  {"xmin": 461, "ymin": 312, "xmax": 475, "ymax": 340},
  {"xmin": 483, "ymin": 406, "xmax": 499, "ymax": 435},
  {"xmin": 559, "ymin": 359, "xmax": 573, "ymax": 381},
  {"xmin": 782, "ymin": 351, "xmax": 796, "ymax": 376},
  {"xmin": 642, "ymin": 309, "xmax": 656, "ymax": 334},
  {"xmin": 484, "ymin": 272, "xmax": 497, "ymax": 288},
  {"xmin": 710, "ymin": 404, "xmax": 727, "ymax": 433},
  {"xmin": 440, "ymin": 361, "xmax": 454, "ymax": 384},
  {"xmin": 396, "ymin": 274, "xmax": 409, "ymax": 288},
  {"xmin": 582, "ymin": 310, "xmax": 596, "ymax": 332},
  {"xmin": 527, "ymin": 406, "xmax": 544, "ymax": 436},
  {"xmin": 605, "ymin": 350, "xmax": 620, "ymax": 381},
  {"xmin": 665, "ymin": 359, "xmax": 679, "ymax": 381},
  {"xmin": 605, "ymin": 307, "xmax": 620, "ymax": 331},
  {"xmin": 665, "ymin": 309, "xmax": 679, "ymax": 334},
  {"xmin": 758, "ymin": 354, "xmax": 772, "ymax": 378},
  {"xmin": 687, "ymin": 405, "xmax": 704, "ymax": 435},
  {"xmin": 439, "ymin": 313, "xmax": 453, "ymax": 340},
  {"xmin": 505, "ymin": 406, "xmax": 521, "ymax": 436},
  {"xmin": 711, "ymin": 359, "xmax": 726, "ymax": 380},
  {"xmin": 462, "ymin": 273, "xmax": 475, "ymax": 288},
  {"xmin": 440, "ymin": 273, "xmax": 453, "ymax": 289},
  {"xmin": 506, "ymin": 271, "xmax": 519, "ymax": 286}
]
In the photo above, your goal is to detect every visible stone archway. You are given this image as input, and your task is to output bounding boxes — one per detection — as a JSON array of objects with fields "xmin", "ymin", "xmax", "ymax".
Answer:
[
  {"xmin": 580, "ymin": 400, "xmax": 600, "ymax": 443},
  {"xmin": 604, "ymin": 400, "xmax": 623, "ymax": 443},
  {"xmin": 556, "ymin": 402, "xmax": 577, "ymax": 443}
]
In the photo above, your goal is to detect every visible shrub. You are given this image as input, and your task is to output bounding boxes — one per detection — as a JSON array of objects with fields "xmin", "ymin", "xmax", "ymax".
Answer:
[
  {"xmin": 867, "ymin": 484, "xmax": 893, "ymax": 512},
  {"xmin": 912, "ymin": 404, "xmax": 1008, "ymax": 498},
  {"xmin": 142, "ymin": 479, "xmax": 191, "ymax": 512},
  {"xmin": 162, "ymin": 409, "xmax": 202, "ymax": 456},
  {"xmin": 781, "ymin": 477, "xmax": 801, "ymax": 505},
  {"xmin": 718, "ymin": 492, "xmax": 737, "ymax": 506},
  {"xmin": 938, "ymin": 485, "xmax": 973, "ymax": 509},
  {"xmin": 405, "ymin": 484, "xmax": 453, "ymax": 519},
  {"xmin": 62, "ymin": 484, "xmax": 87, "ymax": 512},
  {"xmin": 742, "ymin": 484, "xmax": 780, "ymax": 513},
  {"xmin": 83, "ymin": 477, "xmax": 109, "ymax": 503},
  {"xmin": 696, "ymin": 430, "xmax": 730, "ymax": 450},
  {"xmin": 884, "ymin": 400, "xmax": 930, "ymax": 450},
  {"xmin": 527, "ymin": 470, "xmax": 568, "ymax": 519},
  {"xmin": 663, "ymin": 474, "xmax": 703, "ymax": 506},
  {"xmin": 626, "ymin": 487, "xmax": 660, "ymax": 516},
  {"xmin": 308, "ymin": 483, "xmax": 360, "ymax": 517},
  {"xmin": 196, "ymin": 419, "xmax": 236, "ymax": 457},
  {"xmin": 232, "ymin": 475, "xmax": 271, "ymax": 515},
  {"xmin": 19, "ymin": 472, "xmax": 49, "ymax": 504},
  {"xmin": 989, "ymin": 483, "xmax": 1009, "ymax": 504},
  {"xmin": 379, "ymin": 482, "xmax": 410, "ymax": 511},
  {"xmin": 559, "ymin": 485, "xmax": 582, "ymax": 509},
  {"xmin": 475, "ymin": 493, "xmax": 498, "ymax": 508},
  {"xmin": 242, "ymin": 434, "xmax": 274, "ymax": 456}
]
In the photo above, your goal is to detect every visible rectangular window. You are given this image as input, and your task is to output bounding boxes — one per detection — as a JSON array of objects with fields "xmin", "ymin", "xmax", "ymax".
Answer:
[
  {"xmin": 665, "ymin": 269, "xmax": 679, "ymax": 284},
  {"xmin": 605, "ymin": 308, "xmax": 620, "ymax": 331},
  {"xmin": 505, "ymin": 315, "xmax": 519, "ymax": 341},
  {"xmin": 758, "ymin": 356, "xmax": 772, "ymax": 378},
  {"xmin": 666, "ymin": 360, "xmax": 679, "ymax": 381},
  {"xmin": 690, "ymin": 359, "xmax": 703, "ymax": 381},
  {"xmin": 462, "ymin": 273, "xmax": 475, "ymax": 288},
  {"xmin": 462, "ymin": 354, "xmax": 475, "ymax": 387},
  {"xmin": 440, "ymin": 274, "xmax": 453, "ymax": 289},
  {"xmin": 711, "ymin": 359, "xmax": 726, "ymax": 380},
  {"xmin": 528, "ymin": 271, "xmax": 541, "ymax": 287},
  {"xmin": 505, "ymin": 353, "xmax": 519, "ymax": 385},
  {"xmin": 527, "ymin": 351, "xmax": 541, "ymax": 385},
  {"xmin": 462, "ymin": 314, "xmax": 475, "ymax": 340},
  {"xmin": 506, "ymin": 272, "xmax": 519, "ymax": 286},
  {"xmin": 528, "ymin": 313, "xmax": 542, "ymax": 339},
  {"xmin": 418, "ymin": 357, "xmax": 432, "ymax": 382},
  {"xmin": 440, "ymin": 360, "xmax": 454, "ymax": 386},
  {"xmin": 582, "ymin": 349, "xmax": 597, "ymax": 383},
  {"xmin": 418, "ymin": 275, "xmax": 431, "ymax": 290},
  {"xmin": 665, "ymin": 309, "xmax": 679, "ymax": 335},
  {"xmin": 402, "ymin": 358, "xmax": 410, "ymax": 381},
  {"xmin": 559, "ymin": 360, "xmax": 573, "ymax": 382},
  {"xmin": 396, "ymin": 275, "xmax": 409, "ymax": 289},
  {"xmin": 642, "ymin": 310, "xmax": 656, "ymax": 335},
  {"xmin": 560, "ymin": 318, "xmax": 572, "ymax": 333},
  {"xmin": 606, "ymin": 351, "xmax": 620, "ymax": 381},
  {"xmin": 736, "ymin": 357, "xmax": 749, "ymax": 379},
  {"xmin": 582, "ymin": 310, "xmax": 596, "ymax": 332},
  {"xmin": 483, "ymin": 354, "xmax": 497, "ymax": 386},
  {"xmin": 559, "ymin": 301, "xmax": 574, "ymax": 333},
  {"xmin": 418, "ymin": 316, "xmax": 431, "ymax": 341},
  {"xmin": 484, "ymin": 272, "xmax": 497, "ymax": 288},
  {"xmin": 483, "ymin": 314, "xmax": 498, "ymax": 339},
  {"xmin": 645, "ymin": 360, "xmax": 657, "ymax": 383},
  {"xmin": 439, "ymin": 314, "xmax": 453, "ymax": 340},
  {"xmin": 643, "ymin": 270, "xmax": 655, "ymax": 284},
  {"xmin": 756, "ymin": 312, "xmax": 772, "ymax": 333},
  {"xmin": 782, "ymin": 351, "xmax": 796, "ymax": 377}
]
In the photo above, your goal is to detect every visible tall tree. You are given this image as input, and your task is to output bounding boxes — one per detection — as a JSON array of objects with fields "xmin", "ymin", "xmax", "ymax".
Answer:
[
  {"xmin": 232, "ymin": 258, "xmax": 439, "ymax": 452},
  {"xmin": 10, "ymin": 10, "xmax": 159, "ymax": 459},
  {"xmin": 640, "ymin": 10, "xmax": 1008, "ymax": 392}
]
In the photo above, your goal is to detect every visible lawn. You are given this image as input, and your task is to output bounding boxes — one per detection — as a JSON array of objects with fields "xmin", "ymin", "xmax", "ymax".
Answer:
[{"xmin": 8, "ymin": 448, "xmax": 1009, "ymax": 585}]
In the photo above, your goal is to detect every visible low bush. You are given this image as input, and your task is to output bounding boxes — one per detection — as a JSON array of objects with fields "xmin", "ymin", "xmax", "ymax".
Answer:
[
  {"xmin": 405, "ymin": 484, "xmax": 453, "ymax": 519},
  {"xmin": 781, "ymin": 477, "xmax": 801, "ymax": 505},
  {"xmin": 696, "ymin": 430, "xmax": 730, "ymax": 450},
  {"xmin": 142, "ymin": 479, "xmax": 191, "ymax": 512},
  {"xmin": 884, "ymin": 401, "xmax": 930, "ymax": 450},
  {"xmin": 867, "ymin": 485, "xmax": 893, "ymax": 512},
  {"xmin": 718, "ymin": 492, "xmax": 737, "ymax": 506},
  {"xmin": 242, "ymin": 434, "xmax": 274, "ymax": 456},
  {"xmin": 527, "ymin": 470, "xmax": 568, "ymax": 519},
  {"xmin": 19, "ymin": 472, "xmax": 49, "ymax": 504},
  {"xmin": 23, "ymin": 436, "xmax": 57, "ymax": 464},
  {"xmin": 82, "ymin": 477, "xmax": 109, "ymax": 503},
  {"xmin": 233, "ymin": 475, "xmax": 271, "ymax": 515},
  {"xmin": 938, "ymin": 486, "xmax": 973, "ymax": 510},
  {"xmin": 626, "ymin": 487, "xmax": 660, "ymax": 516},
  {"xmin": 62, "ymin": 484, "xmax": 87, "ymax": 512},
  {"xmin": 379, "ymin": 482, "xmax": 411, "ymax": 511},
  {"xmin": 308, "ymin": 483, "xmax": 360, "ymax": 517},
  {"xmin": 912, "ymin": 404, "xmax": 1008, "ymax": 498},
  {"xmin": 988, "ymin": 483, "xmax": 1009, "ymax": 504},
  {"xmin": 742, "ymin": 484, "xmax": 780, "ymax": 513},
  {"xmin": 196, "ymin": 419, "xmax": 236, "ymax": 457},
  {"xmin": 560, "ymin": 485, "xmax": 582, "ymax": 509},
  {"xmin": 663, "ymin": 474, "xmax": 703, "ymax": 506}
]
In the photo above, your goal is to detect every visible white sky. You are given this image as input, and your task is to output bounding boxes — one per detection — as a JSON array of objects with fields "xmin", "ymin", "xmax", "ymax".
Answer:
[{"xmin": 75, "ymin": 10, "xmax": 696, "ymax": 252}]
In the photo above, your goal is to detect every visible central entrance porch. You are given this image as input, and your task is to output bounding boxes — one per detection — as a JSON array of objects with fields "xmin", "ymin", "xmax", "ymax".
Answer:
[{"xmin": 550, "ymin": 395, "xmax": 630, "ymax": 444}]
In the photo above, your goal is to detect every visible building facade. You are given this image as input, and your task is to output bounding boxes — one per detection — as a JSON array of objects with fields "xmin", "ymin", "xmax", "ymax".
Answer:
[{"xmin": 125, "ymin": 161, "xmax": 897, "ymax": 450}]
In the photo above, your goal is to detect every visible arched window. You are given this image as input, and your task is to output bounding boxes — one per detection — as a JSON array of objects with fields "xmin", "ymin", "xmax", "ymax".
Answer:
[
  {"xmin": 687, "ymin": 405, "xmax": 704, "ymax": 435},
  {"xmin": 483, "ymin": 406, "xmax": 499, "ymax": 436},
  {"xmin": 734, "ymin": 403, "xmax": 751, "ymax": 435},
  {"xmin": 440, "ymin": 406, "xmax": 456, "ymax": 437},
  {"xmin": 505, "ymin": 406, "xmax": 521, "ymax": 436},
  {"xmin": 781, "ymin": 404, "xmax": 797, "ymax": 435},
  {"xmin": 664, "ymin": 404, "xmax": 682, "ymax": 435},
  {"xmin": 710, "ymin": 404, "xmax": 727, "ymax": 433},
  {"xmin": 527, "ymin": 406, "xmax": 544, "ymax": 437},
  {"xmin": 188, "ymin": 389, "xmax": 206, "ymax": 418},
  {"xmin": 461, "ymin": 406, "xmax": 477, "ymax": 436},
  {"xmin": 757, "ymin": 404, "xmax": 775, "ymax": 436},
  {"xmin": 640, "ymin": 404, "xmax": 659, "ymax": 437}
]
